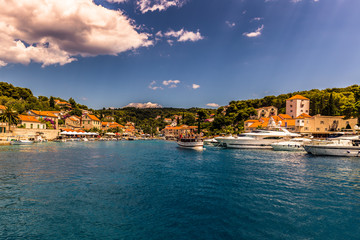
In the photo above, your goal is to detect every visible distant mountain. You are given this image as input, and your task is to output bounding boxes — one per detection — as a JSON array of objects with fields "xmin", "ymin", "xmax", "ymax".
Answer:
[{"xmin": 123, "ymin": 102, "xmax": 163, "ymax": 109}]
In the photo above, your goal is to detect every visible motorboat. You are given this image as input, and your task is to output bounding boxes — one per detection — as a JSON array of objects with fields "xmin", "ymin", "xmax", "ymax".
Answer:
[
  {"xmin": 177, "ymin": 137, "xmax": 203, "ymax": 150},
  {"xmin": 203, "ymin": 138, "xmax": 220, "ymax": 147},
  {"xmin": 304, "ymin": 136, "xmax": 360, "ymax": 157},
  {"xmin": 271, "ymin": 138, "xmax": 311, "ymax": 151},
  {"xmin": 215, "ymin": 128, "xmax": 301, "ymax": 149},
  {"xmin": 10, "ymin": 139, "xmax": 34, "ymax": 145}
]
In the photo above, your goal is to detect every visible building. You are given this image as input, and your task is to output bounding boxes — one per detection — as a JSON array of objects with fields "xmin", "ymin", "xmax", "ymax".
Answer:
[
  {"xmin": 81, "ymin": 114, "xmax": 101, "ymax": 130},
  {"xmin": 27, "ymin": 110, "xmax": 59, "ymax": 129},
  {"xmin": 245, "ymin": 116, "xmax": 296, "ymax": 132},
  {"xmin": 286, "ymin": 95, "xmax": 310, "ymax": 118},
  {"xmin": 54, "ymin": 99, "xmax": 72, "ymax": 109},
  {"xmin": 164, "ymin": 118, "xmax": 172, "ymax": 124},
  {"xmin": 18, "ymin": 115, "xmax": 47, "ymax": 129},
  {"xmin": 161, "ymin": 125, "xmax": 198, "ymax": 139},
  {"xmin": 295, "ymin": 114, "xmax": 358, "ymax": 133},
  {"xmin": 255, "ymin": 106, "xmax": 278, "ymax": 119},
  {"xmin": 103, "ymin": 115, "xmax": 115, "ymax": 122},
  {"xmin": 102, "ymin": 122, "xmax": 124, "ymax": 131},
  {"xmin": 65, "ymin": 116, "xmax": 81, "ymax": 130},
  {"xmin": 0, "ymin": 105, "xmax": 6, "ymax": 114}
]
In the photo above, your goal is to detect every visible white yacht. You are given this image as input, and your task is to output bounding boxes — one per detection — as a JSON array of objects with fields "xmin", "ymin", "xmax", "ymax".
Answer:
[
  {"xmin": 177, "ymin": 137, "xmax": 204, "ymax": 150},
  {"xmin": 271, "ymin": 138, "xmax": 311, "ymax": 151},
  {"xmin": 304, "ymin": 136, "xmax": 360, "ymax": 157},
  {"xmin": 10, "ymin": 139, "xmax": 34, "ymax": 145},
  {"xmin": 215, "ymin": 128, "xmax": 301, "ymax": 149}
]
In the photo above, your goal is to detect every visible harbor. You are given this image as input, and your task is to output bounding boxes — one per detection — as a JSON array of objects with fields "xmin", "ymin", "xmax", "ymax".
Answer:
[{"xmin": 1, "ymin": 140, "xmax": 360, "ymax": 239}]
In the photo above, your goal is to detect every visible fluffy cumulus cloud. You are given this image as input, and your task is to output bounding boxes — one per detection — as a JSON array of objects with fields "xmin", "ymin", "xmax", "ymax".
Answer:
[
  {"xmin": 162, "ymin": 80, "xmax": 180, "ymax": 88},
  {"xmin": 164, "ymin": 29, "xmax": 204, "ymax": 42},
  {"xmin": 192, "ymin": 84, "xmax": 200, "ymax": 89},
  {"xmin": 243, "ymin": 25, "xmax": 264, "ymax": 38},
  {"xmin": 137, "ymin": 0, "xmax": 186, "ymax": 13},
  {"xmin": 0, "ymin": 0, "xmax": 152, "ymax": 67},
  {"xmin": 124, "ymin": 102, "xmax": 163, "ymax": 108},
  {"xmin": 149, "ymin": 81, "xmax": 163, "ymax": 90},
  {"xmin": 206, "ymin": 103, "xmax": 219, "ymax": 108}
]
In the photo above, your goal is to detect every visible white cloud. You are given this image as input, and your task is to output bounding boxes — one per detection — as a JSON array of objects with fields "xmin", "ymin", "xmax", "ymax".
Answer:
[
  {"xmin": 243, "ymin": 25, "xmax": 264, "ymax": 38},
  {"xmin": 164, "ymin": 29, "xmax": 204, "ymax": 42},
  {"xmin": 225, "ymin": 21, "xmax": 236, "ymax": 28},
  {"xmin": 137, "ymin": 0, "xmax": 186, "ymax": 13},
  {"xmin": 149, "ymin": 81, "xmax": 163, "ymax": 90},
  {"xmin": 81, "ymin": 97, "xmax": 88, "ymax": 101},
  {"xmin": 0, "ymin": 60, "xmax": 7, "ymax": 67},
  {"xmin": 207, "ymin": 103, "xmax": 219, "ymax": 108},
  {"xmin": 0, "ymin": 0, "xmax": 152, "ymax": 67},
  {"xmin": 192, "ymin": 84, "xmax": 200, "ymax": 89},
  {"xmin": 251, "ymin": 17, "xmax": 263, "ymax": 22},
  {"xmin": 163, "ymin": 80, "xmax": 180, "ymax": 88},
  {"xmin": 124, "ymin": 102, "xmax": 163, "ymax": 108}
]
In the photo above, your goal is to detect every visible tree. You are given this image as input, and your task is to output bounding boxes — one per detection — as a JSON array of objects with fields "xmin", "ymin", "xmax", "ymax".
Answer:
[
  {"xmin": 197, "ymin": 109, "xmax": 208, "ymax": 134},
  {"xmin": 49, "ymin": 96, "xmax": 55, "ymax": 108},
  {"xmin": 0, "ymin": 107, "xmax": 19, "ymax": 133},
  {"xmin": 69, "ymin": 98, "xmax": 76, "ymax": 108},
  {"xmin": 69, "ymin": 109, "xmax": 82, "ymax": 117}
]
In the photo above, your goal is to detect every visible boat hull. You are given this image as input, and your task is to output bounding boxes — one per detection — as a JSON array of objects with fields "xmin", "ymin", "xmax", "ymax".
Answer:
[
  {"xmin": 215, "ymin": 138, "xmax": 278, "ymax": 149},
  {"xmin": 177, "ymin": 141, "xmax": 203, "ymax": 150},
  {"xmin": 10, "ymin": 140, "xmax": 34, "ymax": 145},
  {"xmin": 304, "ymin": 145, "xmax": 360, "ymax": 157},
  {"xmin": 271, "ymin": 142, "xmax": 305, "ymax": 151}
]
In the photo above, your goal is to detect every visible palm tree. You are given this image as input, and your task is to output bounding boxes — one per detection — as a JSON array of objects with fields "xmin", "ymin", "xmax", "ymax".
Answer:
[{"xmin": 0, "ymin": 107, "xmax": 20, "ymax": 133}]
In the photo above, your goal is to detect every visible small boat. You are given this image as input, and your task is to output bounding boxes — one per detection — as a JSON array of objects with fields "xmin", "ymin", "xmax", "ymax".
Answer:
[
  {"xmin": 177, "ymin": 137, "xmax": 203, "ymax": 150},
  {"xmin": 304, "ymin": 136, "xmax": 360, "ymax": 157},
  {"xmin": 204, "ymin": 138, "xmax": 220, "ymax": 147},
  {"xmin": 271, "ymin": 138, "xmax": 311, "ymax": 151},
  {"xmin": 10, "ymin": 139, "xmax": 34, "ymax": 145}
]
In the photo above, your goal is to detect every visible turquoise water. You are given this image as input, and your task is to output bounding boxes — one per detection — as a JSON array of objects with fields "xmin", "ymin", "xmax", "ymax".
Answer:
[{"xmin": 1, "ymin": 140, "xmax": 360, "ymax": 239}]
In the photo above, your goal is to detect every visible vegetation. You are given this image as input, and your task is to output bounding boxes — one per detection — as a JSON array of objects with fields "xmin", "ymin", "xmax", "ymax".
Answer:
[
  {"xmin": 0, "ymin": 106, "xmax": 19, "ymax": 132},
  {"xmin": 0, "ymin": 81, "xmax": 359, "ymax": 136}
]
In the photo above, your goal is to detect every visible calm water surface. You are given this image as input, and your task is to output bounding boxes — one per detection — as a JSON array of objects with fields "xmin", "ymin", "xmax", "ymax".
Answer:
[{"xmin": 1, "ymin": 141, "xmax": 360, "ymax": 239}]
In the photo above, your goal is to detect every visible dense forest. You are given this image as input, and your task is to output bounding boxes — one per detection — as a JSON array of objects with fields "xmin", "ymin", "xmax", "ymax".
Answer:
[{"xmin": 1, "ymin": 81, "xmax": 359, "ymax": 135}]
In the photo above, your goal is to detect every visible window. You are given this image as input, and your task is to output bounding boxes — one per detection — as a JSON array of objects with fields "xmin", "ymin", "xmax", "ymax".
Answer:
[
  {"xmin": 37, "ymin": 124, "xmax": 39, "ymax": 129},
  {"xmin": 325, "ymin": 128, "xmax": 328, "ymax": 131},
  {"xmin": 306, "ymin": 110, "xmax": 308, "ymax": 113},
  {"xmin": 301, "ymin": 104, "xmax": 304, "ymax": 108},
  {"xmin": 301, "ymin": 110, "xmax": 303, "ymax": 112},
  {"xmin": 290, "ymin": 105, "xmax": 293, "ymax": 108},
  {"xmin": 290, "ymin": 110, "xmax": 293, "ymax": 112},
  {"xmin": 316, "ymin": 128, "xmax": 320, "ymax": 131},
  {"xmin": 30, "ymin": 124, "xmax": 33, "ymax": 129},
  {"xmin": 320, "ymin": 121, "xmax": 324, "ymax": 124},
  {"xmin": 305, "ymin": 127, "xmax": 308, "ymax": 130}
]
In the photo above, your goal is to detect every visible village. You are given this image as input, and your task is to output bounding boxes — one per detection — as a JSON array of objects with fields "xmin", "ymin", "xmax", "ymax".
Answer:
[{"xmin": 0, "ymin": 94, "xmax": 358, "ymax": 144}]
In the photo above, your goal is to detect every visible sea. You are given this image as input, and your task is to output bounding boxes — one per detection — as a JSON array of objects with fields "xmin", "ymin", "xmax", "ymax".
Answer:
[{"xmin": 1, "ymin": 140, "xmax": 360, "ymax": 240}]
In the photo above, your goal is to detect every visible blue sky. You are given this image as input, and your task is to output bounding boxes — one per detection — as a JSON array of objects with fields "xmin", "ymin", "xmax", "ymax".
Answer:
[{"xmin": 0, "ymin": 0, "xmax": 359, "ymax": 109}]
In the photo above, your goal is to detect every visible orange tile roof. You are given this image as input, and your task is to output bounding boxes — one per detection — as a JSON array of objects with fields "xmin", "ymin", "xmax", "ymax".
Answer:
[
  {"xmin": 19, "ymin": 115, "xmax": 41, "ymax": 123},
  {"xmin": 31, "ymin": 110, "xmax": 57, "ymax": 118},
  {"xmin": 62, "ymin": 128, "xmax": 85, "ymax": 133},
  {"xmin": 296, "ymin": 113, "xmax": 312, "ymax": 119},
  {"xmin": 278, "ymin": 114, "xmax": 293, "ymax": 119},
  {"xmin": 69, "ymin": 116, "xmax": 80, "ymax": 121},
  {"xmin": 245, "ymin": 120, "xmax": 258, "ymax": 123},
  {"xmin": 0, "ymin": 105, "xmax": 6, "ymax": 110},
  {"xmin": 287, "ymin": 95, "xmax": 309, "ymax": 100},
  {"xmin": 87, "ymin": 114, "xmax": 100, "ymax": 121}
]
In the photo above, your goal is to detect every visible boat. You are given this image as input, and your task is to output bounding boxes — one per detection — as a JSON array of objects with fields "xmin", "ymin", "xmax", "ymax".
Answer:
[
  {"xmin": 203, "ymin": 138, "xmax": 220, "ymax": 147},
  {"xmin": 10, "ymin": 139, "xmax": 34, "ymax": 145},
  {"xmin": 271, "ymin": 138, "xmax": 311, "ymax": 151},
  {"xmin": 304, "ymin": 136, "xmax": 360, "ymax": 157},
  {"xmin": 215, "ymin": 128, "xmax": 301, "ymax": 149},
  {"xmin": 177, "ymin": 137, "xmax": 204, "ymax": 150}
]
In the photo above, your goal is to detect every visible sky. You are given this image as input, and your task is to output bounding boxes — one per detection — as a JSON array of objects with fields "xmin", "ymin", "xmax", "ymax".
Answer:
[{"xmin": 0, "ymin": 0, "xmax": 360, "ymax": 109}]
